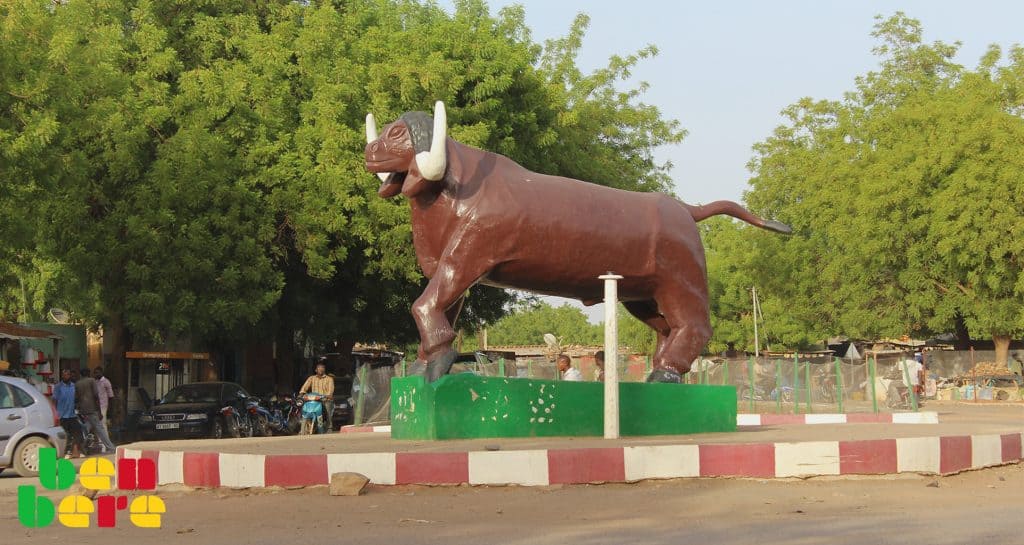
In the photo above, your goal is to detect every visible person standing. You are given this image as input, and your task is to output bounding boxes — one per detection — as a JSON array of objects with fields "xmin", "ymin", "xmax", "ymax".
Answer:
[
  {"xmin": 54, "ymin": 369, "xmax": 84, "ymax": 458},
  {"xmin": 557, "ymin": 354, "xmax": 582, "ymax": 381},
  {"xmin": 76, "ymin": 368, "xmax": 115, "ymax": 453},
  {"xmin": 299, "ymin": 361, "xmax": 335, "ymax": 430},
  {"xmin": 93, "ymin": 366, "xmax": 115, "ymax": 433},
  {"xmin": 594, "ymin": 351, "xmax": 606, "ymax": 382}
]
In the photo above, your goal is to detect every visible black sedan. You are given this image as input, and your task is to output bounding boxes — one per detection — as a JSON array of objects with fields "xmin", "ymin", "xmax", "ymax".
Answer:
[{"xmin": 137, "ymin": 382, "xmax": 251, "ymax": 440}]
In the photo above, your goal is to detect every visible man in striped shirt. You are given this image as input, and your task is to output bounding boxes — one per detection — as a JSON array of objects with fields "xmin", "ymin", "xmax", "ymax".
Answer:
[{"xmin": 299, "ymin": 361, "xmax": 335, "ymax": 430}]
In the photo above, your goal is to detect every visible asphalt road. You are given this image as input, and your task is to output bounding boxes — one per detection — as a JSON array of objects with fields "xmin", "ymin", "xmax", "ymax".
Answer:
[{"xmin": 2, "ymin": 460, "xmax": 1021, "ymax": 544}]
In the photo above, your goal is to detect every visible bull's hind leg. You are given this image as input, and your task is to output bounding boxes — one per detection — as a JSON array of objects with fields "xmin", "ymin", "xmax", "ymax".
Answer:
[
  {"xmin": 647, "ymin": 285, "xmax": 712, "ymax": 383},
  {"xmin": 622, "ymin": 300, "xmax": 670, "ymax": 362}
]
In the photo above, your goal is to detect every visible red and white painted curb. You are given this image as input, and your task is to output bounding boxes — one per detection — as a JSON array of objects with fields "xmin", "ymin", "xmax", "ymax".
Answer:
[
  {"xmin": 118, "ymin": 430, "xmax": 1022, "ymax": 488},
  {"xmin": 340, "ymin": 424, "xmax": 393, "ymax": 433},
  {"xmin": 737, "ymin": 411, "xmax": 939, "ymax": 426},
  {"xmin": 338, "ymin": 412, "xmax": 938, "ymax": 434}
]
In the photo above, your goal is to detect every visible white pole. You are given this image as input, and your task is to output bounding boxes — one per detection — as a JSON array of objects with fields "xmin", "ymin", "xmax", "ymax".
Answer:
[
  {"xmin": 599, "ymin": 273, "xmax": 623, "ymax": 439},
  {"xmin": 752, "ymin": 286, "xmax": 760, "ymax": 358}
]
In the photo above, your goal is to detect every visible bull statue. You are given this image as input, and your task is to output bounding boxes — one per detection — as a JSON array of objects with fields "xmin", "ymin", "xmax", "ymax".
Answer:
[{"xmin": 365, "ymin": 102, "xmax": 791, "ymax": 383}]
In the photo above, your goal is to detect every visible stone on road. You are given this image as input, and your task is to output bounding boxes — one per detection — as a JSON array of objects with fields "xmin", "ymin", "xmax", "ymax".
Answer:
[{"xmin": 330, "ymin": 472, "xmax": 369, "ymax": 496}]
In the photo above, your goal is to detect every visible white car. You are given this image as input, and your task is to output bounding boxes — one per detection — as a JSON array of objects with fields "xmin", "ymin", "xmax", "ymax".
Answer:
[{"xmin": 0, "ymin": 375, "xmax": 68, "ymax": 477}]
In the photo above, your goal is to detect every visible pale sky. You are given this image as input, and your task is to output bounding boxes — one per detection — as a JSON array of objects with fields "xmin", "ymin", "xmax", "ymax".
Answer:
[{"xmin": 438, "ymin": 0, "xmax": 1024, "ymax": 322}]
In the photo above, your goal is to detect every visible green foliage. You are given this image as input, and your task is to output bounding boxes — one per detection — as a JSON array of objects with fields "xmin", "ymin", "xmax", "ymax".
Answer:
[
  {"xmin": 740, "ymin": 12, "xmax": 1024, "ymax": 354},
  {"xmin": 617, "ymin": 304, "xmax": 657, "ymax": 356},
  {"xmin": 0, "ymin": 0, "xmax": 682, "ymax": 358},
  {"xmin": 486, "ymin": 302, "xmax": 601, "ymax": 347}
]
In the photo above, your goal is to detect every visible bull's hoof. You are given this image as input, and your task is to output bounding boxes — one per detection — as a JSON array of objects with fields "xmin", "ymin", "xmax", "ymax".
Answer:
[
  {"xmin": 406, "ymin": 361, "xmax": 427, "ymax": 377},
  {"xmin": 646, "ymin": 368, "xmax": 682, "ymax": 383},
  {"xmin": 426, "ymin": 349, "xmax": 458, "ymax": 383}
]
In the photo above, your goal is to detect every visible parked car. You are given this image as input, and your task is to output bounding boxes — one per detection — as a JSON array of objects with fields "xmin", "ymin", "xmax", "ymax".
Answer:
[
  {"xmin": 0, "ymin": 375, "xmax": 67, "ymax": 477},
  {"xmin": 137, "ymin": 382, "xmax": 252, "ymax": 440}
]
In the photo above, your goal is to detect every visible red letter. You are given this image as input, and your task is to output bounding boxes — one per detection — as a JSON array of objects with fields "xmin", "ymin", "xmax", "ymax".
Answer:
[
  {"xmin": 118, "ymin": 458, "xmax": 157, "ymax": 490},
  {"xmin": 96, "ymin": 496, "xmax": 129, "ymax": 528}
]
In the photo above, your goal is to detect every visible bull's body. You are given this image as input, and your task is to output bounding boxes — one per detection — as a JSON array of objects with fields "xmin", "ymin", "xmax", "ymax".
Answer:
[
  {"xmin": 414, "ymin": 141, "xmax": 705, "ymax": 307},
  {"xmin": 365, "ymin": 103, "xmax": 789, "ymax": 382}
]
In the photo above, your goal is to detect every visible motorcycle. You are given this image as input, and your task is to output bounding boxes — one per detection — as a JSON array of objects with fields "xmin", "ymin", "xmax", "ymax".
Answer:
[
  {"xmin": 77, "ymin": 413, "xmax": 103, "ymax": 455},
  {"xmin": 247, "ymin": 397, "xmax": 290, "ymax": 436},
  {"xmin": 298, "ymin": 392, "xmax": 327, "ymax": 435},
  {"xmin": 221, "ymin": 404, "xmax": 253, "ymax": 438}
]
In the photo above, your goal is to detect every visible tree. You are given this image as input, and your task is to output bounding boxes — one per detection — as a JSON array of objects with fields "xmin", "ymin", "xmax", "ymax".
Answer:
[
  {"xmin": 0, "ymin": 0, "xmax": 685, "ymax": 390},
  {"xmin": 485, "ymin": 302, "xmax": 600, "ymax": 347},
  {"xmin": 744, "ymin": 13, "xmax": 1024, "ymax": 365}
]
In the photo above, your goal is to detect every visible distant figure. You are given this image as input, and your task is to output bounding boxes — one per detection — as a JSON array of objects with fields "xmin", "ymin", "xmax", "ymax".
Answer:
[
  {"xmin": 299, "ymin": 360, "xmax": 335, "ymax": 429},
  {"xmin": 897, "ymin": 356, "xmax": 925, "ymax": 402},
  {"xmin": 557, "ymin": 354, "xmax": 582, "ymax": 382},
  {"xmin": 76, "ymin": 368, "xmax": 115, "ymax": 453},
  {"xmin": 54, "ymin": 369, "xmax": 84, "ymax": 458},
  {"xmin": 594, "ymin": 350, "xmax": 605, "ymax": 382},
  {"xmin": 93, "ymin": 366, "xmax": 115, "ymax": 431}
]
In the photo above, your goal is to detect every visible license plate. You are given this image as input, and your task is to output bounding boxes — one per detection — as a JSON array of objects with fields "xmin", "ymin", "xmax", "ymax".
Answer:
[{"xmin": 155, "ymin": 423, "xmax": 180, "ymax": 430}]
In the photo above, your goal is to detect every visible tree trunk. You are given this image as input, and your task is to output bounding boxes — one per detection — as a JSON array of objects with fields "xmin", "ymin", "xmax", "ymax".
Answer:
[
  {"xmin": 993, "ymin": 334, "xmax": 1011, "ymax": 368},
  {"xmin": 106, "ymin": 313, "xmax": 131, "ymax": 427},
  {"xmin": 953, "ymin": 312, "xmax": 972, "ymax": 350},
  {"xmin": 274, "ymin": 326, "xmax": 297, "ymax": 393}
]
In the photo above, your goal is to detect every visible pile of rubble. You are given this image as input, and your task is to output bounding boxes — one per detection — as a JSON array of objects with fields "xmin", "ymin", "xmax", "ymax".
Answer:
[{"xmin": 963, "ymin": 361, "xmax": 1016, "ymax": 377}]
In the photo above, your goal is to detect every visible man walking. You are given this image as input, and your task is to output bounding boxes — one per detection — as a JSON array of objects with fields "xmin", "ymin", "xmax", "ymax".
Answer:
[
  {"xmin": 93, "ymin": 366, "xmax": 115, "ymax": 433},
  {"xmin": 76, "ymin": 368, "xmax": 115, "ymax": 453},
  {"xmin": 54, "ymin": 369, "xmax": 84, "ymax": 458}
]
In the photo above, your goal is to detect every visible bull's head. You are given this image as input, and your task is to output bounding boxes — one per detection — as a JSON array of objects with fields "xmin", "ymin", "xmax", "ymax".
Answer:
[{"xmin": 365, "ymin": 101, "xmax": 448, "ymax": 198}]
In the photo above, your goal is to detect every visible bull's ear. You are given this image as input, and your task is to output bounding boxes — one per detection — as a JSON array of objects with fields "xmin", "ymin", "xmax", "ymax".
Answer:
[{"xmin": 414, "ymin": 101, "xmax": 447, "ymax": 181}]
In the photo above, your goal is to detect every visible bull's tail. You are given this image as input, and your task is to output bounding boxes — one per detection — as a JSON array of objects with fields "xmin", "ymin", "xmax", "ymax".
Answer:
[{"xmin": 685, "ymin": 200, "xmax": 793, "ymax": 234}]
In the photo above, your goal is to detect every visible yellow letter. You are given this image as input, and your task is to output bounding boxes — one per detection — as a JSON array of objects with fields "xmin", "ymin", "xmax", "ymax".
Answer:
[
  {"xmin": 57, "ymin": 495, "xmax": 94, "ymax": 528},
  {"xmin": 129, "ymin": 495, "xmax": 165, "ymax": 528},
  {"xmin": 79, "ymin": 458, "xmax": 116, "ymax": 491}
]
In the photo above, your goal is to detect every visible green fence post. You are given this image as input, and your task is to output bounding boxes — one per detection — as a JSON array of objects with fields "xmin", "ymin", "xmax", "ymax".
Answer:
[
  {"xmin": 804, "ymin": 360, "xmax": 812, "ymax": 413},
  {"xmin": 869, "ymin": 356, "xmax": 878, "ymax": 413},
  {"xmin": 775, "ymin": 360, "xmax": 782, "ymax": 414},
  {"xmin": 792, "ymin": 356, "xmax": 799, "ymax": 415},
  {"xmin": 747, "ymin": 357, "xmax": 755, "ymax": 413},
  {"xmin": 722, "ymin": 359, "xmax": 730, "ymax": 385},
  {"xmin": 528, "ymin": 359, "xmax": 533, "ymax": 378},
  {"xmin": 498, "ymin": 357, "xmax": 505, "ymax": 377},
  {"xmin": 354, "ymin": 364, "xmax": 368, "ymax": 426},
  {"xmin": 703, "ymin": 360, "xmax": 709, "ymax": 385},
  {"xmin": 401, "ymin": 359, "xmax": 407, "ymax": 378},
  {"xmin": 834, "ymin": 357, "xmax": 844, "ymax": 414},
  {"xmin": 901, "ymin": 359, "xmax": 919, "ymax": 412}
]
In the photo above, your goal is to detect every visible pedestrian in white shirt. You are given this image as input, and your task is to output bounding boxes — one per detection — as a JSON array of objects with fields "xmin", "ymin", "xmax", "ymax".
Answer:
[
  {"xmin": 558, "ymin": 354, "xmax": 582, "ymax": 381},
  {"xmin": 93, "ymin": 366, "xmax": 115, "ymax": 431}
]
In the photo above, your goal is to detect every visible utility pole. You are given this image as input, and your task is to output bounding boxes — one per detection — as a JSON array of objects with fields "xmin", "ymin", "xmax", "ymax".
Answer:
[
  {"xmin": 751, "ymin": 286, "xmax": 760, "ymax": 358},
  {"xmin": 600, "ymin": 273, "xmax": 623, "ymax": 439}
]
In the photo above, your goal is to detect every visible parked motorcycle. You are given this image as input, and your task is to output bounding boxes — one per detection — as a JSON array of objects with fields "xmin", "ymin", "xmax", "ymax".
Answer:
[
  {"xmin": 298, "ymin": 392, "xmax": 327, "ymax": 435},
  {"xmin": 247, "ymin": 397, "xmax": 290, "ymax": 436},
  {"xmin": 221, "ymin": 404, "xmax": 253, "ymax": 438}
]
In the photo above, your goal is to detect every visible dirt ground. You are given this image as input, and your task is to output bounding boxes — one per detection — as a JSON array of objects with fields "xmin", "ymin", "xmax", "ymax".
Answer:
[{"xmin": 2, "ymin": 462, "xmax": 1021, "ymax": 544}]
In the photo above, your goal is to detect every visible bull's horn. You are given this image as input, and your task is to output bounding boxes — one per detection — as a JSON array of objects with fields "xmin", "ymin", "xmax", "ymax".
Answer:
[
  {"xmin": 366, "ymin": 113, "xmax": 390, "ymax": 183},
  {"xmin": 415, "ymin": 101, "xmax": 447, "ymax": 181}
]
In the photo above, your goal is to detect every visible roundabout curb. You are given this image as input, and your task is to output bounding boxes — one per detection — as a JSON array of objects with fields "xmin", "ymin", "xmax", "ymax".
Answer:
[{"xmin": 117, "ymin": 427, "xmax": 1022, "ymax": 489}]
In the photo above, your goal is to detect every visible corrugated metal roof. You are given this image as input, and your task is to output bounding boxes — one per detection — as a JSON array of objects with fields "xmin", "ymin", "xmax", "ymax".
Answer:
[{"xmin": 0, "ymin": 323, "xmax": 63, "ymax": 340}]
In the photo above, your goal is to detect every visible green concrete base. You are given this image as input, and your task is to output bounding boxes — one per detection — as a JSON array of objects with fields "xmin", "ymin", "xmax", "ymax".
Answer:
[{"xmin": 390, "ymin": 374, "xmax": 737, "ymax": 440}]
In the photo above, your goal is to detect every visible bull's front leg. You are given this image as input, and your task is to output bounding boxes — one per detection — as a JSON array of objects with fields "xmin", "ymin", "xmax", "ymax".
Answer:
[{"xmin": 411, "ymin": 257, "xmax": 483, "ymax": 382}]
